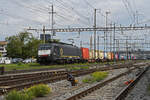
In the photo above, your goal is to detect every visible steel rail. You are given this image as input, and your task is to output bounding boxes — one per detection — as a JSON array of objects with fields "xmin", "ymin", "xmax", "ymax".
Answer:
[
  {"xmin": 114, "ymin": 66, "xmax": 149, "ymax": 100},
  {"xmin": 0, "ymin": 63, "xmax": 147, "ymax": 95},
  {"xmin": 66, "ymin": 66, "xmax": 147, "ymax": 100},
  {"xmin": 0, "ymin": 63, "xmax": 146, "ymax": 87}
]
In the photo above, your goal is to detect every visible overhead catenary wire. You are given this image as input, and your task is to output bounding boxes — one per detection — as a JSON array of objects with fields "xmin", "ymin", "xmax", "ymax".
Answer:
[
  {"xmin": 0, "ymin": 11, "xmax": 43, "ymax": 26},
  {"xmin": 124, "ymin": 0, "xmax": 135, "ymax": 15},
  {"xmin": 55, "ymin": 0, "xmax": 90, "ymax": 24},
  {"xmin": 6, "ymin": 0, "xmax": 49, "ymax": 25},
  {"xmin": 10, "ymin": 0, "xmax": 49, "ymax": 16},
  {"xmin": 122, "ymin": 0, "xmax": 139, "ymax": 25},
  {"xmin": 84, "ymin": 0, "xmax": 95, "ymax": 9}
]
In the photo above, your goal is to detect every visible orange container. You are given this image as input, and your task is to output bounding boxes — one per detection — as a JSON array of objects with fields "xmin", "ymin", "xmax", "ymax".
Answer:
[
  {"xmin": 111, "ymin": 52, "xmax": 114, "ymax": 60},
  {"xmin": 81, "ymin": 48, "xmax": 89, "ymax": 60},
  {"xmin": 89, "ymin": 50, "xmax": 94, "ymax": 59}
]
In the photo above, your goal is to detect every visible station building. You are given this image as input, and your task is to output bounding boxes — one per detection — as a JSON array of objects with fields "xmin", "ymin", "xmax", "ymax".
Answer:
[{"xmin": 0, "ymin": 41, "xmax": 7, "ymax": 57}]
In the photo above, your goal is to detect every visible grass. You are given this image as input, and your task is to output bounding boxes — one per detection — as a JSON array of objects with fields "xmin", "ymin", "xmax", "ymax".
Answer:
[
  {"xmin": 5, "ymin": 84, "xmax": 51, "ymax": 100},
  {"xmin": 68, "ymin": 66, "xmax": 89, "ymax": 71},
  {"xmin": 0, "ymin": 63, "xmax": 45, "ymax": 71},
  {"xmin": 0, "ymin": 60, "xmax": 135, "ymax": 71},
  {"xmin": 26, "ymin": 84, "xmax": 51, "ymax": 97},
  {"xmin": 0, "ymin": 63, "xmax": 91, "ymax": 71},
  {"xmin": 82, "ymin": 71, "xmax": 108, "ymax": 83},
  {"xmin": 5, "ymin": 90, "xmax": 34, "ymax": 100}
]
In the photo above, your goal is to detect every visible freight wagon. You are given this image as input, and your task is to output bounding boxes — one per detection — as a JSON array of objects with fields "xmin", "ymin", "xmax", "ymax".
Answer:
[{"xmin": 81, "ymin": 48, "xmax": 89, "ymax": 62}]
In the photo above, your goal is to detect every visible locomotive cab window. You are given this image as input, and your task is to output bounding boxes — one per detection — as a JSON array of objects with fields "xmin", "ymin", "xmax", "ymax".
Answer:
[{"xmin": 39, "ymin": 46, "xmax": 51, "ymax": 50}]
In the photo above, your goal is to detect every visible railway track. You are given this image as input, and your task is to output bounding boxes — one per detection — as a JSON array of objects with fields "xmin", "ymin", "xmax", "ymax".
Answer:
[
  {"xmin": 0, "ymin": 62, "xmax": 148, "ymax": 95},
  {"xmin": 46, "ymin": 68, "xmax": 132, "ymax": 100},
  {"xmin": 0, "ymin": 62, "xmax": 136, "ymax": 86},
  {"xmin": 2, "ymin": 60, "xmax": 139, "ymax": 74},
  {"xmin": 114, "ymin": 66, "xmax": 149, "ymax": 100},
  {"xmin": 2, "ymin": 63, "xmax": 102, "ymax": 74},
  {"xmin": 0, "ymin": 61, "xmax": 140, "ymax": 81},
  {"xmin": 66, "ymin": 65, "xmax": 148, "ymax": 100}
]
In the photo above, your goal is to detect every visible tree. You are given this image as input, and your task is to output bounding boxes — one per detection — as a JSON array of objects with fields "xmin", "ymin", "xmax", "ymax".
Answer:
[
  {"xmin": 6, "ymin": 35, "xmax": 22, "ymax": 58},
  {"xmin": 6, "ymin": 31, "xmax": 42, "ymax": 59},
  {"xmin": 47, "ymin": 39, "xmax": 60, "ymax": 43},
  {"xmin": 0, "ymin": 52, "xmax": 2, "ymax": 57},
  {"xmin": 25, "ymin": 38, "xmax": 42, "ymax": 58}
]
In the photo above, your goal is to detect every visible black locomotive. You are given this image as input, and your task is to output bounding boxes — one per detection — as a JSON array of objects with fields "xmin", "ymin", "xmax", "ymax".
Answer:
[{"xmin": 38, "ymin": 42, "xmax": 82, "ymax": 64}]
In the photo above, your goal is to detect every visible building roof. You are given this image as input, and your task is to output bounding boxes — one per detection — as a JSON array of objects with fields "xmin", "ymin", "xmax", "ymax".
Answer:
[{"xmin": 0, "ymin": 41, "xmax": 7, "ymax": 45}]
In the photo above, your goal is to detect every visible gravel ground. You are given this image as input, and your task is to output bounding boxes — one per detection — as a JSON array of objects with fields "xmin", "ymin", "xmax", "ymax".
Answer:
[
  {"xmin": 33, "ymin": 67, "xmax": 130, "ymax": 100},
  {"xmin": 0, "ymin": 61, "xmax": 147, "ymax": 100},
  {"xmin": 125, "ymin": 67, "xmax": 150, "ymax": 100},
  {"xmin": 80, "ymin": 67, "xmax": 141, "ymax": 100}
]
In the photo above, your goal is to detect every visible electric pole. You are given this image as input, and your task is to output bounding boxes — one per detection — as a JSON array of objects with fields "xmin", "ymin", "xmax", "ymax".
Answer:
[
  {"xmin": 104, "ymin": 31, "xmax": 106, "ymax": 59},
  {"xmin": 90, "ymin": 35, "xmax": 93, "ymax": 58},
  {"xmin": 105, "ymin": 11, "xmax": 110, "ymax": 53},
  {"xmin": 110, "ymin": 23, "xmax": 112, "ymax": 52},
  {"xmin": 113, "ymin": 23, "xmax": 116, "ymax": 61},
  {"xmin": 49, "ymin": 5, "xmax": 56, "ymax": 36},
  {"xmin": 136, "ymin": 11, "xmax": 139, "ymax": 25},
  {"xmin": 97, "ymin": 35, "xmax": 100, "ymax": 58},
  {"xmin": 43, "ymin": 25, "xmax": 46, "ymax": 44},
  {"xmin": 126, "ymin": 36, "xmax": 129, "ymax": 60},
  {"xmin": 94, "ymin": 9, "xmax": 97, "ymax": 59},
  {"xmin": 80, "ymin": 41, "xmax": 82, "ymax": 48}
]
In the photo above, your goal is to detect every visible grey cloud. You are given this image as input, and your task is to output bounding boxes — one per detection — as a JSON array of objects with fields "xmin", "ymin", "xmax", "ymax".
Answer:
[{"xmin": 0, "ymin": 0, "xmax": 149, "ymax": 47}]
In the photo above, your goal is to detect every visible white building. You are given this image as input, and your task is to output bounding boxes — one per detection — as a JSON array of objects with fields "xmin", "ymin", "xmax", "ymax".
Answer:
[{"xmin": 0, "ymin": 41, "xmax": 7, "ymax": 57}]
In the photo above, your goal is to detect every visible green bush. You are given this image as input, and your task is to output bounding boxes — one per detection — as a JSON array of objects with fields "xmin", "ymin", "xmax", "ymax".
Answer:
[
  {"xmin": 82, "ymin": 77, "xmax": 95, "ymax": 83},
  {"xmin": 27, "ymin": 84, "xmax": 51, "ymax": 97},
  {"xmin": 70, "ymin": 67, "xmax": 81, "ymax": 70},
  {"xmin": 17, "ymin": 62, "xmax": 23, "ymax": 66},
  {"xmin": 5, "ymin": 90, "xmax": 33, "ymax": 100},
  {"xmin": 69, "ymin": 66, "xmax": 89, "ymax": 70},
  {"xmin": 92, "ymin": 71, "xmax": 108, "ymax": 82},
  {"xmin": 80, "ymin": 66, "xmax": 89, "ymax": 70},
  {"xmin": 5, "ymin": 84, "xmax": 51, "ymax": 100},
  {"xmin": 82, "ymin": 71, "xmax": 108, "ymax": 83}
]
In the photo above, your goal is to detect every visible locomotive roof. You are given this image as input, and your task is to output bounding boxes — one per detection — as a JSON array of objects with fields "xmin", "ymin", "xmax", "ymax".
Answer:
[{"xmin": 39, "ymin": 42, "xmax": 78, "ymax": 48}]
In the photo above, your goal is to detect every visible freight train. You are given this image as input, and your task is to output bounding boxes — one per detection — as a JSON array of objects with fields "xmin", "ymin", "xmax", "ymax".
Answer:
[
  {"xmin": 37, "ymin": 42, "xmax": 135, "ymax": 64},
  {"xmin": 38, "ymin": 43, "xmax": 82, "ymax": 64}
]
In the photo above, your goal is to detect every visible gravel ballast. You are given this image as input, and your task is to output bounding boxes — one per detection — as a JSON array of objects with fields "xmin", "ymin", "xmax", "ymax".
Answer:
[
  {"xmin": 0, "ymin": 62, "xmax": 148, "ymax": 100},
  {"xmin": 81, "ymin": 67, "xmax": 141, "ymax": 100},
  {"xmin": 34, "ymin": 67, "xmax": 132, "ymax": 100},
  {"xmin": 125, "ymin": 67, "xmax": 150, "ymax": 100}
]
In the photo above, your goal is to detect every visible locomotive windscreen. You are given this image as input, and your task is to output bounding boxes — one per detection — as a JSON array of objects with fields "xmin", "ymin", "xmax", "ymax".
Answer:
[
  {"xmin": 38, "ymin": 44, "xmax": 52, "ymax": 56},
  {"xmin": 38, "ymin": 46, "xmax": 51, "ymax": 50},
  {"xmin": 38, "ymin": 44, "xmax": 52, "ymax": 50}
]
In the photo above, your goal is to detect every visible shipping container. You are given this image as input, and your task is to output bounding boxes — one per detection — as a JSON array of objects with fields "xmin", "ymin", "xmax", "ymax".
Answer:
[
  {"xmin": 107, "ymin": 52, "xmax": 114, "ymax": 60},
  {"xmin": 81, "ymin": 48, "xmax": 89, "ymax": 60},
  {"xmin": 104, "ymin": 52, "xmax": 107, "ymax": 59},
  {"xmin": 99, "ymin": 51, "xmax": 104, "ymax": 59},
  {"xmin": 120, "ymin": 56, "xmax": 124, "ymax": 60},
  {"xmin": 95, "ymin": 50, "xmax": 99, "ymax": 59},
  {"xmin": 128, "ymin": 56, "xmax": 131, "ymax": 60},
  {"xmin": 107, "ymin": 52, "xmax": 112, "ymax": 60},
  {"xmin": 131, "ymin": 56, "xmax": 134, "ymax": 60},
  {"xmin": 111, "ymin": 52, "xmax": 114, "ymax": 60},
  {"xmin": 89, "ymin": 50, "xmax": 99, "ymax": 59},
  {"xmin": 115, "ymin": 53, "xmax": 119, "ymax": 60},
  {"xmin": 134, "ymin": 56, "xmax": 136, "ymax": 60},
  {"xmin": 124, "ymin": 56, "xmax": 127, "ymax": 60},
  {"xmin": 89, "ymin": 50, "xmax": 94, "ymax": 59}
]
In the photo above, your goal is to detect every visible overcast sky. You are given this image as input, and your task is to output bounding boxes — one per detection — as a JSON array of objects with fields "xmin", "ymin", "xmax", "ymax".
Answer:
[{"xmin": 0, "ymin": 0, "xmax": 150, "ymax": 49}]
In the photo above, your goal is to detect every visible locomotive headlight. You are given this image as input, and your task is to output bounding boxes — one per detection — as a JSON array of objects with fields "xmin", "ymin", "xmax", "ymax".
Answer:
[{"xmin": 38, "ymin": 50, "xmax": 51, "ymax": 56}]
